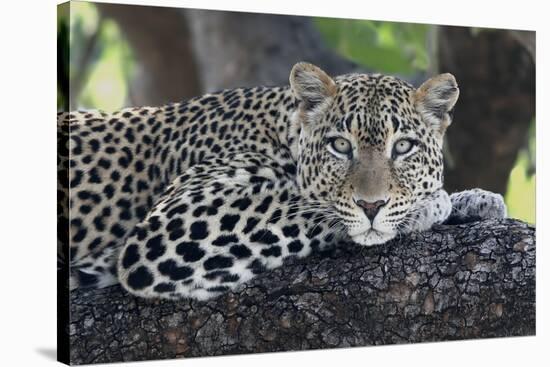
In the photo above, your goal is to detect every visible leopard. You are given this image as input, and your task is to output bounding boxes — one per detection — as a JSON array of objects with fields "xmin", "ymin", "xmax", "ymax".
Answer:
[{"xmin": 58, "ymin": 62, "xmax": 506, "ymax": 300}]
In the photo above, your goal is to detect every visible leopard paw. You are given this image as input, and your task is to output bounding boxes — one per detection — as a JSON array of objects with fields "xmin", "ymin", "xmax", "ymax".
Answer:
[{"xmin": 446, "ymin": 188, "xmax": 507, "ymax": 225}]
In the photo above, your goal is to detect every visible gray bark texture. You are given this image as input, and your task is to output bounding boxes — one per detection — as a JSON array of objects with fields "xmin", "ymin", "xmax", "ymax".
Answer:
[{"xmin": 68, "ymin": 218, "xmax": 535, "ymax": 365}]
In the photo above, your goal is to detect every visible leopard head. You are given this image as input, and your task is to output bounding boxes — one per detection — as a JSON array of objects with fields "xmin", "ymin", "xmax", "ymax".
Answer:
[{"xmin": 289, "ymin": 62, "xmax": 459, "ymax": 245}]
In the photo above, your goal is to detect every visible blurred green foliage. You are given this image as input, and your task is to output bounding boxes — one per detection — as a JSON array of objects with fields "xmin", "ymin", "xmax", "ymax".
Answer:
[
  {"xmin": 58, "ymin": 4, "xmax": 535, "ymax": 224},
  {"xmin": 57, "ymin": 4, "xmax": 70, "ymax": 110},
  {"xmin": 505, "ymin": 121, "xmax": 536, "ymax": 224},
  {"xmin": 67, "ymin": 2, "xmax": 135, "ymax": 112},
  {"xmin": 315, "ymin": 18, "xmax": 431, "ymax": 75}
]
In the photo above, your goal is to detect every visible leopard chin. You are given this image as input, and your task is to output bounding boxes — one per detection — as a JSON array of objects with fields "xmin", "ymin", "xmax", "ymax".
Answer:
[{"xmin": 351, "ymin": 229, "xmax": 396, "ymax": 247}]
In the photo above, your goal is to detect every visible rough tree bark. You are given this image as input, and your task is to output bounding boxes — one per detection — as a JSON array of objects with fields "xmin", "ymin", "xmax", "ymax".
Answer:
[
  {"xmin": 68, "ymin": 219, "xmax": 535, "ymax": 365},
  {"xmin": 439, "ymin": 26, "xmax": 536, "ymax": 195}
]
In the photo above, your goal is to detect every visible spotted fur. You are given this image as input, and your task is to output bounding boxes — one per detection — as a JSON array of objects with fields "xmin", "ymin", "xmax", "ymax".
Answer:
[{"xmin": 59, "ymin": 62, "xmax": 506, "ymax": 300}]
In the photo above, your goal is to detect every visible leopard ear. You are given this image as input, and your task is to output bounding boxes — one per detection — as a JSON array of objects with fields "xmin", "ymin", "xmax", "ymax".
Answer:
[
  {"xmin": 290, "ymin": 62, "xmax": 337, "ymax": 111},
  {"xmin": 414, "ymin": 73, "xmax": 459, "ymax": 136}
]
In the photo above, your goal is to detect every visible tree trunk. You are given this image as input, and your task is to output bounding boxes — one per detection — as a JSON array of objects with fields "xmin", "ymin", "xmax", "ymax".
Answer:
[
  {"xmin": 181, "ymin": 9, "xmax": 363, "ymax": 92},
  {"xmin": 67, "ymin": 219, "xmax": 535, "ymax": 365},
  {"xmin": 438, "ymin": 26, "xmax": 535, "ymax": 195},
  {"xmin": 96, "ymin": 3, "xmax": 201, "ymax": 106}
]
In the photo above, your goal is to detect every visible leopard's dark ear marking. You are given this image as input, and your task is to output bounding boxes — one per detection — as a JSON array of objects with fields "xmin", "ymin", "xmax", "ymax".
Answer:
[
  {"xmin": 289, "ymin": 62, "xmax": 336, "ymax": 112},
  {"xmin": 414, "ymin": 73, "xmax": 459, "ymax": 138}
]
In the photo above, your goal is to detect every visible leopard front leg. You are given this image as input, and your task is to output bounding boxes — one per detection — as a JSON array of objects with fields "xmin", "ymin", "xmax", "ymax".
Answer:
[
  {"xmin": 444, "ymin": 188, "xmax": 507, "ymax": 224},
  {"xmin": 398, "ymin": 188, "xmax": 508, "ymax": 235},
  {"xmin": 117, "ymin": 153, "xmax": 339, "ymax": 301},
  {"xmin": 398, "ymin": 189, "xmax": 452, "ymax": 234}
]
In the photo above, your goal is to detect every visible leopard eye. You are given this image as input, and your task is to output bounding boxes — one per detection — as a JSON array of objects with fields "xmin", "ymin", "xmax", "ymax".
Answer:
[
  {"xmin": 328, "ymin": 137, "xmax": 352, "ymax": 158},
  {"xmin": 392, "ymin": 139, "xmax": 416, "ymax": 157}
]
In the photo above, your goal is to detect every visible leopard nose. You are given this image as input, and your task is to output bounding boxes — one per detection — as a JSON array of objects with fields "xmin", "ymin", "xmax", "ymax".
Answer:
[{"xmin": 355, "ymin": 199, "xmax": 388, "ymax": 222}]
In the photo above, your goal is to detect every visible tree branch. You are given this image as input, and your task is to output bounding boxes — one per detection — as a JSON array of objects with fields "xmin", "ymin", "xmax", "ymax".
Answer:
[{"xmin": 68, "ymin": 219, "xmax": 535, "ymax": 364}]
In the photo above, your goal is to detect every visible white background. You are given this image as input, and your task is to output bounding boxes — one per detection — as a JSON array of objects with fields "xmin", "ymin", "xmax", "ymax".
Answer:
[{"xmin": 0, "ymin": 0, "xmax": 547, "ymax": 365}]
